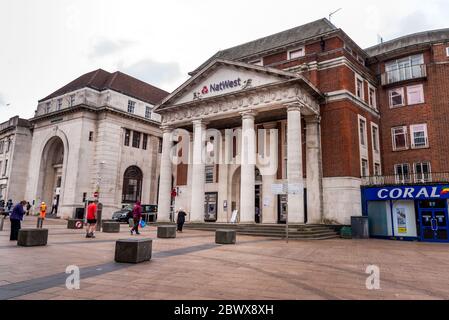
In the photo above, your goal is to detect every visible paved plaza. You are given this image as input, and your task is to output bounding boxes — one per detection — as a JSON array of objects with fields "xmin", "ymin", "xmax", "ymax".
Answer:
[{"xmin": 1, "ymin": 217, "xmax": 449, "ymax": 300}]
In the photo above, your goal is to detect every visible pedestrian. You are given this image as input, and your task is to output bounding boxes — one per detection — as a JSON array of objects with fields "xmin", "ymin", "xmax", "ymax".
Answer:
[
  {"xmin": 6, "ymin": 199, "xmax": 13, "ymax": 213},
  {"xmin": 26, "ymin": 202, "xmax": 31, "ymax": 216},
  {"xmin": 130, "ymin": 201, "xmax": 142, "ymax": 235},
  {"xmin": 86, "ymin": 200, "xmax": 98, "ymax": 238},
  {"xmin": 38, "ymin": 202, "xmax": 47, "ymax": 228},
  {"xmin": 176, "ymin": 208, "xmax": 187, "ymax": 233},
  {"xmin": 50, "ymin": 197, "xmax": 58, "ymax": 215},
  {"xmin": 10, "ymin": 201, "xmax": 27, "ymax": 241}
]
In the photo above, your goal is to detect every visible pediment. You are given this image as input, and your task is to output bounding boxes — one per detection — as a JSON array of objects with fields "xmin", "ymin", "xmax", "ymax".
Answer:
[{"xmin": 156, "ymin": 59, "xmax": 300, "ymax": 110}]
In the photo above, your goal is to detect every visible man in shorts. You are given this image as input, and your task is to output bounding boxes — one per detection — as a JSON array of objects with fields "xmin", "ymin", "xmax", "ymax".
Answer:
[{"xmin": 86, "ymin": 200, "xmax": 98, "ymax": 238}]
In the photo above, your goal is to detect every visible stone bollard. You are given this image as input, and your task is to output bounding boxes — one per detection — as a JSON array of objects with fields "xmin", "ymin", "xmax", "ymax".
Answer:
[
  {"xmin": 215, "ymin": 230, "xmax": 237, "ymax": 245},
  {"xmin": 102, "ymin": 222, "xmax": 120, "ymax": 233},
  {"xmin": 115, "ymin": 238, "xmax": 153, "ymax": 264},
  {"xmin": 18, "ymin": 229, "xmax": 49, "ymax": 247},
  {"xmin": 67, "ymin": 219, "xmax": 84, "ymax": 230},
  {"xmin": 157, "ymin": 225, "xmax": 177, "ymax": 239},
  {"xmin": 0, "ymin": 216, "xmax": 5, "ymax": 231}
]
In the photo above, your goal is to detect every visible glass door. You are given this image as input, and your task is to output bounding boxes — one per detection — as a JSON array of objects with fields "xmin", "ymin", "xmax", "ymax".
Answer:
[{"xmin": 418, "ymin": 201, "xmax": 449, "ymax": 242}]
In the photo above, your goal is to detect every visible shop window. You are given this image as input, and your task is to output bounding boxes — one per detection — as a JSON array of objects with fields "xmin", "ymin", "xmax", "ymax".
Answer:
[
  {"xmin": 414, "ymin": 162, "xmax": 432, "ymax": 183},
  {"xmin": 389, "ymin": 88, "xmax": 405, "ymax": 108},
  {"xmin": 407, "ymin": 85, "xmax": 424, "ymax": 105},
  {"xmin": 127, "ymin": 100, "xmax": 136, "ymax": 114},
  {"xmin": 410, "ymin": 124, "xmax": 428, "ymax": 149},
  {"xmin": 355, "ymin": 76, "xmax": 364, "ymax": 99},
  {"xmin": 392, "ymin": 126, "xmax": 408, "ymax": 151},
  {"xmin": 288, "ymin": 47, "xmax": 305, "ymax": 60},
  {"xmin": 124, "ymin": 129, "xmax": 131, "ymax": 146},
  {"xmin": 205, "ymin": 165, "xmax": 215, "ymax": 183},
  {"xmin": 132, "ymin": 131, "xmax": 141, "ymax": 148},
  {"xmin": 395, "ymin": 163, "xmax": 411, "ymax": 184},
  {"xmin": 361, "ymin": 159, "xmax": 369, "ymax": 177}
]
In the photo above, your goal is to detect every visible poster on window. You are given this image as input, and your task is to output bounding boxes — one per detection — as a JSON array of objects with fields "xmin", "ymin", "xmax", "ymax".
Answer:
[{"xmin": 396, "ymin": 207, "xmax": 408, "ymax": 234}]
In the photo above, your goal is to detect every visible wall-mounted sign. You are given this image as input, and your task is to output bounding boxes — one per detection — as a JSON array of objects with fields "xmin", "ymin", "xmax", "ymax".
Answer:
[
  {"xmin": 193, "ymin": 78, "xmax": 253, "ymax": 100},
  {"xmin": 363, "ymin": 185, "xmax": 449, "ymax": 201}
]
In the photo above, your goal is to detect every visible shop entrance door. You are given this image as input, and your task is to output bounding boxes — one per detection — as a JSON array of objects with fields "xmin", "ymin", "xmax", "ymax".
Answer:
[{"xmin": 418, "ymin": 200, "xmax": 449, "ymax": 242}]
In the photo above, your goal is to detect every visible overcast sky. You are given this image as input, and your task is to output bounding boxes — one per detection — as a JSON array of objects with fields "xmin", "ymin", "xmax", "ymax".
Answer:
[{"xmin": 0, "ymin": 0, "xmax": 447, "ymax": 122}]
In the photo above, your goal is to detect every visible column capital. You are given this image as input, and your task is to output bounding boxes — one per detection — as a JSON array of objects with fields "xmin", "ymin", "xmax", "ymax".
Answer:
[
  {"xmin": 240, "ymin": 110, "xmax": 258, "ymax": 120},
  {"xmin": 304, "ymin": 115, "xmax": 321, "ymax": 124},
  {"xmin": 192, "ymin": 119, "xmax": 209, "ymax": 128},
  {"xmin": 161, "ymin": 125, "xmax": 173, "ymax": 134},
  {"xmin": 285, "ymin": 102, "xmax": 305, "ymax": 113}
]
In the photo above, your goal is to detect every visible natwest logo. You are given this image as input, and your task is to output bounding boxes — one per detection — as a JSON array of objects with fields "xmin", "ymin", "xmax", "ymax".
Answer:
[
  {"xmin": 208, "ymin": 78, "xmax": 242, "ymax": 93},
  {"xmin": 193, "ymin": 78, "xmax": 252, "ymax": 100}
]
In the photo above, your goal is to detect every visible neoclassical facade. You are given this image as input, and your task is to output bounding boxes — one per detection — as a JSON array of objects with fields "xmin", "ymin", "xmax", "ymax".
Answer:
[{"xmin": 24, "ymin": 69, "xmax": 168, "ymax": 218}]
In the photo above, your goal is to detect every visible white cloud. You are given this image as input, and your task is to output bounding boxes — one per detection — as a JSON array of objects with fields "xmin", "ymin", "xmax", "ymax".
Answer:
[{"xmin": 89, "ymin": 38, "xmax": 135, "ymax": 59}]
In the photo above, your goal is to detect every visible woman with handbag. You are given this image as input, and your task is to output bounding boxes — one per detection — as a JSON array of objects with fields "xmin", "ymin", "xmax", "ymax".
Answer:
[{"xmin": 130, "ymin": 201, "xmax": 142, "ymax": 235}]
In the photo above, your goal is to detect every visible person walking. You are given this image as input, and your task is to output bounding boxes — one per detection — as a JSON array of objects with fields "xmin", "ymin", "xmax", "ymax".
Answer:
[
  {"xmin": 177, "ymin": 208, "xmax": 187, "ymax": 233},
  {"xmin": 38, "ymin": 202, "xmax": 47, "ymax": 228},
  {"xmin": 130, "ymin": 201, "xmax": 142, "ymax": 235},
  {"xmin": 10, "ymin": 201, "xmax": 27, "ymax": 241},
  {"xmin": 26, "ymin": 202, "xmax": 31, "ymax": 216},
  {"xmin": 86, "ymin": 200, "xmax": 98, "ymax": 238},
  {"xmin": 50, "ymin": 197, "xmax": 58, "ymax": 215},
  {"xmin": 6, "ymin": 199, "xmax": 13, "ymax": 213}
]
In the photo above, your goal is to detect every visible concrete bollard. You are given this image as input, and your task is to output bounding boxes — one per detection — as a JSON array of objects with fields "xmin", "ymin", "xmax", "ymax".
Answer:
[
  {"xmin": 215, "ymin": 230, "xmax": 237, "ymax": 245},
  {"xmin": 157, "ymin": 225, "xmax": 177, "ymax": 239},
  {"xmin": 102, "ymin": 222, "xmax": 120, "ymax": 233},
  {"xmin": 18, "ymin": 229, "xmax": 49, "ymax": 247},
  {"xmin": 115, "ymin": 238, "xmax": 153, "ymax": 264},
  {"xmin": 0, "ymin": 216, "xmax": 5, "ymax": 231}
]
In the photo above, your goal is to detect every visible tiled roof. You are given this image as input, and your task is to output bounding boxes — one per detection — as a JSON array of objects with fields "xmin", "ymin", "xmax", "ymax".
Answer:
[
  {"xmin": 191, "ymin": 18, "xmax": 337, "ymax": 74},
  {"xmin": 39, "ymin": 69, "xmax": 169, "ymax": 105},
  {"xmin": 365, "ymin": 28, "xmax": 449, "ymax": 57}
]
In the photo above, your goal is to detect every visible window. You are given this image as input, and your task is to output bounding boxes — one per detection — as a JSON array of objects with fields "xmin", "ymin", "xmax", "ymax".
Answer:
[
  {"xmin": 410, "ymin": 124, "xmax": 428, "ymax": 148},
  {"xmin": 446, "ymin": 47, "xmax": 449, "ymax": 57},
  {"xmin": 359, "ymin": 118, "xmax": 367, "ymax": 147},
  {"xmin": 145, "ymin": 106, "xmax": 152, "ymax": 119},
  {"xmin": 385, "ymin": 54, "xmax": 424, "ymax": 83},
  {"xmin": 414, "ymin": 162, "xmax": 432, "ymax": 183},
  {"xmin": 395, "ymin": 164, "xmax": 411, "ymax": 183},
  {"xmin": 406, "ymin": 85, "xmax": 424, "ymax": 105},
  {"xmin": 128, "ymin": 100, "xmax": 136, "ymax": 114},
  {"xmin": 356, "ymin": 76, "xmax": 364, "ymax": 99},
  {"xmin": 142, "ymin": 134, "xmax": 148, "ymax": 150},
  {"xmin": 374, "ymin": 163, "xmax": 381, "ymax": 176},
  {"xmin": 57, "ymin": 99, "xmax": 62, "ymax": 111},
  {"xmin": 3, "ymin": 160, "xmax": 7, "ymax": 176},
  {"xmin": 249, "ymin": 59, "xmax": 263, "ymax": 66},
  {"xmin": 5, "ymin": 139, "xmax": 10, "ymax": 153},
  {"xmin": 372, "ymin": 125, "xmax": 379, "ymax": 152},
  {"xmin": 124, "ymin": 129, "xmax": 131, "ymax": 146},
  {"xmin": 205, "ymin": 165, "xmax": 215, "ymax": 183},
  {"xmin": 46, "ymin": 102, "xmax": 51, "ymax": 113},
  {"xmin": 158, "ymin": 138, "xmax": 163, "ymax": 153},
  {"xmin": 368, "ymin": 86, "xmax": 377, "ymax": 109},
  {"xmin": 88, "ymin": 131, "xmax": 94, "ymax": 142},
  {"xmin": 389, "ymin": 88, "xmax": 405, "ymax": 107},
  {"xmin": 0, "ymin": 162, "xmax": 2, "ymax": 175},
  {"xmin": 132, "ymin": 131, "xmax": 141, "ymax": 148},
  {"xmin": 361, "ymin": 159, "xmax": 369, "ymax": 177},
  {"xmin": 0, "ymin": 141, "xmax": 3, "ymax": 154},
  {"xmin": 392, "ymin": 126, "xmax": 408, "ymax": 151},
  {"xmin": 70, "ymin": 95, "xmax": 75, "ymax": 107},
  {"xmin": 288, "ymin": 47, "xmax": 305, "ymax": 60}
]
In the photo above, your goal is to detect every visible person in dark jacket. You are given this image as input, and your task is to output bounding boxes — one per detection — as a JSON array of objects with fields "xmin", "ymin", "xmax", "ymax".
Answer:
[
  {"xmin": 177, "ymin": 208, "xmax": 187, "ymax": 233},
  {"xmin": 10, "ymin": 201, "xmax": 27, "ymax": 241},
  {"xmin": 6, "ymin": 199, "xmax": 13, "ymax": 213},
  {"xmin": 130, "ymin": 201, "xmax": 142, "ymax": 235}
]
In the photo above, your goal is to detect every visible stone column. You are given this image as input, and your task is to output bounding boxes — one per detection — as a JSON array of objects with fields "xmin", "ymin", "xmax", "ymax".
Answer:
[
  {"xmin": 158, "ymin": 126, "xmax": 174, "ymax": 222},
  {"xmin": 306, "ymin": 116, "xmax": 323, "ymax": 224},
  {"xmin": 260, "ymin": 122, "xmax": 278, "ymax": 224},
  {"xmin": 287, "ymin": 105, "xmax": 305, "ymax": 224},
  {"xmin": 240, "ymin": 111, "xmax": 257, "ymax": 224},
  {"xmin": 190, "ymin": 120, "xmax": 207, "ymax": 223}
]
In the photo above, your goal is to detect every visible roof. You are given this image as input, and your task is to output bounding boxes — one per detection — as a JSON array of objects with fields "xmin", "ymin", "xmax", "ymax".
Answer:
[
  {"xmin": 190, "ymin": 18, "xmax": 338, "ymax": 74},
  {"xmin": 39, "ymin": 69, "xmax": 169, "ymax": 105},
  {"xmin": 365, "ymin": 28, "xmax": 449, "ymax": 58},
  {"xmin": 0, "ymin": 116, "xmax": 31, "ymax": 134}
]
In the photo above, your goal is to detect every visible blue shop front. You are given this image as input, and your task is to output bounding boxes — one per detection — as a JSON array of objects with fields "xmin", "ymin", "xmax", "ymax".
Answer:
[{"xmin": 362, "ymin": 185, "xmax": 449, "ymax": 242}]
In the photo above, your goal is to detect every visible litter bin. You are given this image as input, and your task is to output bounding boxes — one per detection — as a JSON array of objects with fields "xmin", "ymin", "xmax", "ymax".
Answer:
[
  {"xmin": 351, "ymin": 216, "xmax": 369, "ymax": 239},
  {"xmin": 75, "ymin": 208, "xmax": 85, "ymax": 220}
]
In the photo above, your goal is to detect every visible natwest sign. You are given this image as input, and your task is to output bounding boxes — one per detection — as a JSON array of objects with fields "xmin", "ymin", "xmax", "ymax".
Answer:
[{"xmin": 194, "ymin": 78, "xmax": 252, "ymax": 100}]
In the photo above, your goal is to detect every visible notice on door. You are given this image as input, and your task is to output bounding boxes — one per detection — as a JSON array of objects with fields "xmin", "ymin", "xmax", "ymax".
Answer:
[{"xmin": 396, "ymin": 207, "xmax": 408, "ymax": 234}]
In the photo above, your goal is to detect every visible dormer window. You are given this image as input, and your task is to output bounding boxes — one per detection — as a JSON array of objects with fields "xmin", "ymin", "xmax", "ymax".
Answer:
[
  {"xmin": 46, "ymin": 102, "xmax": 51, "ymax": 113},
  {"xmin": 249, "ymin": 59, "xmax": 263, "ymax": 66},
  {"xmin": 70, "ymin": 95, "xmax": 75, "ymax": 107},
  {"xmin": 57, "ymin": 99, "xmax": 63, "ymax": 111},
  {"xmin": 128, "ymin": 100, "xmax": 136, "ymax": 114},
  {"xmin": 288, "ymin": 47, "xmax": 305, "ymax": 60}
]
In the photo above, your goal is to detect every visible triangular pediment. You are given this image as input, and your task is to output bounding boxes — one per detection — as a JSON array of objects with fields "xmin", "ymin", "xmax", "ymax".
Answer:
[{"xmin": 155, "ymin": 59, "xmax": 301, "ymax": 110}]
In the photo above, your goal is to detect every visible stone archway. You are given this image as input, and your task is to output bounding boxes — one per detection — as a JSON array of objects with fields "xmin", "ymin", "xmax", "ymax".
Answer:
[
  {"xmin": 122, "ymin": 166, "xmax": 143, "ymax": 204},
  {"xmin": 37, "ymin": 136, "xmax": 65, "ymax": 212}
]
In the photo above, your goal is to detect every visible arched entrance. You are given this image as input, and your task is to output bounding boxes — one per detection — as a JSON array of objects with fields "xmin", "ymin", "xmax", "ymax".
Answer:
[
  {"xmin": 230, "ymin": 167, "xmax": 263, "ymax": 223},
  {"xmin": 37, "ymin": 136, "xmax": 65, "ymax": 213},
  {"xmin": 122, "ymin": 166, "xmax": 143, "ymax": 204}
]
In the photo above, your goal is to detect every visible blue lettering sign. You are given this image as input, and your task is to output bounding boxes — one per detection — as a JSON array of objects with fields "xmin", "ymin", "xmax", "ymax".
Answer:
[{"xmin": 364, "ymin": 185, "xmax": 449, "ymax": 201}]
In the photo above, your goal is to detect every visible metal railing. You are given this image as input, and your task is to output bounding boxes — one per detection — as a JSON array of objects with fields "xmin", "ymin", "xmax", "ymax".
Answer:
[
  {"xmin": 362, "ymin": 172, "xmax": 449, "ymax": 187},
  {"xmin": 381, "ymin": 64, "xmax": 427, "ymax": 86}
]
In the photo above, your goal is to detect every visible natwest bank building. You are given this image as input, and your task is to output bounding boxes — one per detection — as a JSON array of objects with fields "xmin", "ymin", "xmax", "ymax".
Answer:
[{"xmin": 154, "ymin": 18, "xmax": 449, "ymax": 241}]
